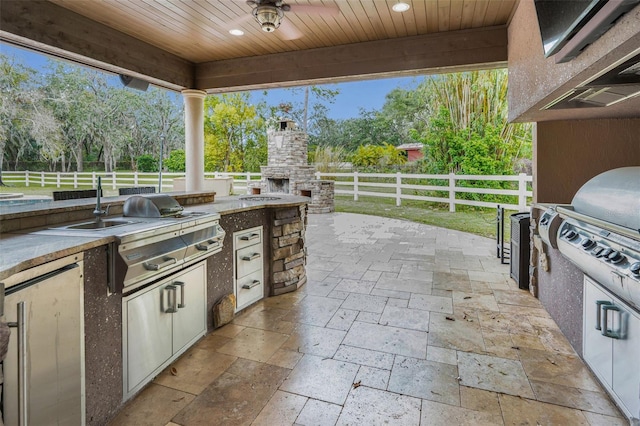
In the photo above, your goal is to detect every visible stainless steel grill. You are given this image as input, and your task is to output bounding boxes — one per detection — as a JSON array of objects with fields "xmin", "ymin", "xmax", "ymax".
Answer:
[
  {"xmin": 114, "ymin": 195, "xmax": 225, "ymax": 293},
  {"xmin": 553, "ymin": 167, "xmax": 640, "ymax": 310}
]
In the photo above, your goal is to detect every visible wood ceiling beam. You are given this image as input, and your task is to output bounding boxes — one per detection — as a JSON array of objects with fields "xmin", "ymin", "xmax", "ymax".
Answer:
[
  {"xmin": 0, "ymin": 0, "xmax": 194, "ymax": 91},
  {"xmin": 196, "ymin": 26, "xmax": 508, "ymax": 92}
]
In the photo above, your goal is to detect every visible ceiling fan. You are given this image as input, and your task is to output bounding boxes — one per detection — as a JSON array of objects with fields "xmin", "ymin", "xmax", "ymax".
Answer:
[{"xmin": 243, "ymin": 0, "xmax": 340, "ymax": 40}]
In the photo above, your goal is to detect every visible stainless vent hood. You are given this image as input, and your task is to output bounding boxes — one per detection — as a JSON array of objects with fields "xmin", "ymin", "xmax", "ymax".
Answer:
[{"xmin": 543, "ymin": 49, "xmax": 640, "ymax": 110}]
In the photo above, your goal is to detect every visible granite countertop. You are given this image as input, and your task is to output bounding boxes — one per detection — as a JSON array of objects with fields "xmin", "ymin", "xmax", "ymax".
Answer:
[{"xmin": 0, "ymin": 193, "xmax": 308, "ymax": 282}]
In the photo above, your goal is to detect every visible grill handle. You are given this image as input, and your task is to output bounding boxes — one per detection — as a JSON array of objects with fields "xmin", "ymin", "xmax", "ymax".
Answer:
[
  {"xmin": 242, "ymin": 280, "xmax": 261, "ymax": 290},
  {"xmin": 7, "ymin": 301, "xmax": 27, "ymax": 426},
  {"xmin": 196, "ymin": 237, "xmax": 222, "ymax": 251},
  {"xmin": 595, "ymin": 300, "xmax": 612, "ymax": 330},
  {"xmin": 241, "ymin": 253, "xmax": 261, "ymax": 261},
  {"xmin": 144, "ymin": 257, "xmax": 177, "ymax": 271},
  {"xmin": 240, "ymin": 233, "xmax": 260, "ymax": 241},
  {"xmin": 602, "ymin": 304, "xmax": 622, "ymax": 339}
]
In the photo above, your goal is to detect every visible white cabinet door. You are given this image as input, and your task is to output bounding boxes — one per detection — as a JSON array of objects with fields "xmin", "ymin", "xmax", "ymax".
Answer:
[
  {"xmin": 583, "ymin": 277, "xmax": 613, "ymax": 386},
  {"xmin": 125, "ymin": 282, "xmax": 173, "ymax": 393},
  {"xmin": 172, "ymin": 263, "xmax": 207, "ymax": 353}
]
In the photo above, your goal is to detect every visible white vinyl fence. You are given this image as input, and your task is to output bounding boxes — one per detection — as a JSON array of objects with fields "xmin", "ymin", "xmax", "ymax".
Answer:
[{"xmin": 2, "ymin": 171, "xmax": 532, "ymax": 211}]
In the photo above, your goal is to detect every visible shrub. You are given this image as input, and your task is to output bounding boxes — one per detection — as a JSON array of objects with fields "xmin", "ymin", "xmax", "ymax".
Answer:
[
  {"xmin": 165, "ymin": 150, "xmax": 186, "ymax": 172},
  {"xmin": 136, "ymin": 154, "xmax": 158, "ymax": 172}
]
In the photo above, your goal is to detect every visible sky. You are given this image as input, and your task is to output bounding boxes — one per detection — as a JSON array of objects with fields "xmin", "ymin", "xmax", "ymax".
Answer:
[{"xmin": 0, "ymin": 42, "xmax": 422, "ymax": 120}]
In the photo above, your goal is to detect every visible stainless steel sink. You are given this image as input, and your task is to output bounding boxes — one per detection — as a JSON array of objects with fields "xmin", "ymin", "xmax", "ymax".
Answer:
[{"xmin": 54, "ymin": 218, "xmax": 134, "ymax": 230}]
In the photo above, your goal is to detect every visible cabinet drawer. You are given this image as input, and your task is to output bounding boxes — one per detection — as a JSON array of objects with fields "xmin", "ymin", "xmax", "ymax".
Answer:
[
  {"xmin": 235, "ymin": 227, "xmax": 262, "ymax": 250},
  {"xmin": 236, "ymin": 245, "xmax": 263, "ymax": 278},
  {"xmin": 236, "ymin": 269, "xmax": 264, "ymax": 311}
]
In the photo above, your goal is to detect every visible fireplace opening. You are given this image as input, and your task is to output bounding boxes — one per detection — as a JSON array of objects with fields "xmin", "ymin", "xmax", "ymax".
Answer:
[
  {"xmin": 268, "ymin": 178, "xmax": 289, "ymax": 193},
  {"xmin": 301, "ymin": 190, "xmax": 312, "ymax": 198}
]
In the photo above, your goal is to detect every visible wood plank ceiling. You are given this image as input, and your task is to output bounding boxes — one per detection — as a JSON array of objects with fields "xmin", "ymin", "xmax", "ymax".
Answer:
[{"xmin": 48, "ymin": 0, "xmax": 517, "ymax": 64}]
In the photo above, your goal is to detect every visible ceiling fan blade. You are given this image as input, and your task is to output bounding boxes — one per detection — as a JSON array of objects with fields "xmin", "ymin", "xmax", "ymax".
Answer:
[
  {"xmin": 288, "ymin": 4, "xmax": 340, "ymax": 17},
  {"xmin": 278, "ymin": 20, "xmax": 304, "ymax": 40}
]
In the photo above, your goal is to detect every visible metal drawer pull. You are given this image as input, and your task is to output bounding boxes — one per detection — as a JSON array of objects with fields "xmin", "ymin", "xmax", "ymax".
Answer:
[
  {"xmin": 196, "ymin": 238, "xmax": 221, "ymax": 251},
  {"xmin": 242, "ymin": 280, "xmax": 261, "ymax": 289},
  {"xmin": 7, "ymin": 301, "xmax": 27, "ymax": 426},
  {"xmin": 164, "ymin": 285, "xmax": 178, "ymax": 313},
  {"xmin": 175, "ymin": 281, "xmax": 186, "ymax": 308},
  {"xmin": 240, "ymin": 233, "xmax": 260, "ymax": 241},
  {"xmin": 241, "ymin": 252, "xmax": 261, "ymax": 261},
  {"xmin": 144, "ymin": 257, "xmax": 177, "ymax": 271},
  {"xmin": 602, "ymin": 304, "xmax": 622, "ymax": 339},
  {"xmin": 595, "ymin": 300, "xmax": 613, "ymax": 330}
]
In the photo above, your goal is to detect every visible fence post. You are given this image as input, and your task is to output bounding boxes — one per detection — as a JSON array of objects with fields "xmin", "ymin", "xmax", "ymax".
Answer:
[
  {"xmin": 315, "ymin": 171, "xmax": 320, "ymax": 180},
  {"xmin": 73, "ymin": 172, "xmax": 78, "ymax": 188},
  {"xmin": 134, "ymin": 171, "xmax": 138, "ymax": 186},
  {"xmin": 56, "ymin": 172, "xmax": 61, "ymax": 188},
  {"xmin": 92, "ymin": 172, "xmax": 96, "ymax": 188},
  {"xmin": 448, "ymin": 173, "xmax": 456, "ymax": 212},
  {"xmin": 25, "ymin": 170, "xmax": 29, "ymax": 187},
  {"xmin": 246, "ymin": 172, "xmax": 251, "ymax": 194},
  {"xmin": 353, "ymin": 171, "xmax": 359, "ymax": 201},
  {"xmin": 112, "ymin": 171, "xmax": 117, "ymax": 190},
  {"xmin": 41, "ymin": 171, "xmax": 45, "ymax": 187},
  {"xmin": 396, "ymin": 172, "xmax": 402, "ymax": 207},
  {"xmin": 518, "ymin": 173, "xmax": 528, "ymax": 211}
]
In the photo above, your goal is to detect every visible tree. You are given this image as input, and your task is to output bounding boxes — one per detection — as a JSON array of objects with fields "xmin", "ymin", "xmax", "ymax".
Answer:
[
  {"xmin": 414, "ymin": 70, "xmax": 532, "ymax": 175},
  {"xmin": 165, "ymin": 149, "xmax": 186, "ymax": 172},
  {"xmin": 204, "ymin": 93, "xmax": 264, "ymax": 172}
]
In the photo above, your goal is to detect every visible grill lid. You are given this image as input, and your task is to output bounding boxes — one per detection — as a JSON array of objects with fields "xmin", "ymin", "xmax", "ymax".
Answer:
[
  {"xmin": 123, "ymin": 194, "xmax": 184, "ymax": 218},
  {"xmin": 572, "ymin": 166, "xmax": 640, "ymax": 232}
]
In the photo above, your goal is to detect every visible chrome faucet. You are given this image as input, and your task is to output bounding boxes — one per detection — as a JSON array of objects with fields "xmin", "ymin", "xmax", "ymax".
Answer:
[{"xmin": 93, "ymin": 176, "xmax": 108, "ymax": 224}]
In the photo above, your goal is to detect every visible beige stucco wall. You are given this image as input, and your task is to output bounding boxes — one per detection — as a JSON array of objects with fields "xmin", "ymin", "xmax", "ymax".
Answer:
[
  {"xmin": 534, "ymin": 118, "xmax": 640, "ymax": 203},
  {"xmin": 508, "ymin": 1, "xmax": 640, "ymax": 122}
]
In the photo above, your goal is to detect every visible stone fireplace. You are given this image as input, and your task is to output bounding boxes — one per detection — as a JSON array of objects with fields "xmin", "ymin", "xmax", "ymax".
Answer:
[{"xmin": 253, "ymin": 119, "xmax": 334, "ymax": 214}]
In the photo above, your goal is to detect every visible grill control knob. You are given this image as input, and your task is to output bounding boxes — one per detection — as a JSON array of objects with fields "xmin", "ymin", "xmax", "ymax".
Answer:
[
  {"xmin": 631, "ymin": 262, "xmax": 640, "ymax": 277},
  {"xmin": 600, "ymin": 248, "xmax": 614, "ymax": 258},
  {"xmin": 563, "ymin": 230, "xmax": 578, "ymax": 241},
  {"xmin": 607, "ymin": 251, "xmax": 625, "ymax": 264},
  {"xmin": 581, "ymin": 239, "xmax": 596, "ymax": 250}
]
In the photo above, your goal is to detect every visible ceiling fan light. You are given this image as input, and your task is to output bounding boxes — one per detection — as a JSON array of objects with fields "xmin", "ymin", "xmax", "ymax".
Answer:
[
  {"xmin": 253, "ymin": 5, "xmax": 283, "ymax": 32},
  {"xmin": 392, "ymin": 2, "xmax": 410, "ymax": 13}
]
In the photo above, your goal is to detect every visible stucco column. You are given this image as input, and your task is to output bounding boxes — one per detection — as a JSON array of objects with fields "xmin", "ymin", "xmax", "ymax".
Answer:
[{"xmin": 182, "ymin": 89, "xmax": 206, "ymax": 191}]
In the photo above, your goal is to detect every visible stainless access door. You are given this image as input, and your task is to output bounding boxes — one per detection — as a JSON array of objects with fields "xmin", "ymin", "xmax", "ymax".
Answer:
[{"xmin": 3, "ymin": 259, "xmax": 84, "ymax": 426}]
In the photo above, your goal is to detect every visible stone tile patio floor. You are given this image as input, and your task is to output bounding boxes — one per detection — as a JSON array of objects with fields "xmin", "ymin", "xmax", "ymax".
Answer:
[{"xmin": 111, "ymin": 212, "xmax": 627, "ymax": 425}]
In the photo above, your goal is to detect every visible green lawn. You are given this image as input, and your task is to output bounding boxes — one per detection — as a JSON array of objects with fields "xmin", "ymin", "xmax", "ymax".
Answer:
[
  {"xmin": 1, "ymin": 184, "xmax": 512, "ymax": 239},
  {"xmin": 334, "ymin": 195, "xmax": 513, "ymax": 240}
]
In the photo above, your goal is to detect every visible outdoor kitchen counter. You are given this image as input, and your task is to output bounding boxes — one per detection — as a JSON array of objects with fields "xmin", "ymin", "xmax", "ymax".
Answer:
[{"xmin": 0, "ymin": 193, "xmax": 308, "ymax": 281}]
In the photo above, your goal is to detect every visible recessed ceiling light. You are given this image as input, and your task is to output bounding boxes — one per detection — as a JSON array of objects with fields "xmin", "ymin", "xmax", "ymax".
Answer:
[
  {"xmin": 229, "ymin": 29, "xmax": 244, "ymax": 36},
  {"xmin": 392, "ymin": 2, "xmax": 410, "ymax": 13}
]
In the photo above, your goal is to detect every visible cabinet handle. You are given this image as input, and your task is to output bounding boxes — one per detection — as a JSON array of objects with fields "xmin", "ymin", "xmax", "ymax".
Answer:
[
  {"xmin": 164, "ymin": 285, "xmax": 178, "ymax": 313},
  {"xmin": 240, "ymin": 233, "xmax": 260, "ymax": 241},
  {"xmin": 242, "ymin": 280, "xmax": 261, "ymax": 289},
  {"xmin": 602, "ymin": 304, "xmax": 623, "ymax": 339},
  {"xmin": 144, "ymin": 257, "xmax": 177, "ymax": 271},
  {"xmin": 175, "ymin": 281, "xmax": 186, "ymax": 309},
  {"xmin": 7, "ymin": 301, "xmax": 28, "ymax": 426},
  {"xmin": 196, "ymin": 237, "xmax": 222, "ymax": 251},
  {"xmin": 595, "ymin": 300, "xmax": 612, "ymax": 330},
  {"xmin": 241, "ymin": 253, "xmax": 261, "ymax": 261}
]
